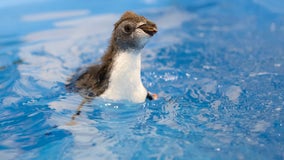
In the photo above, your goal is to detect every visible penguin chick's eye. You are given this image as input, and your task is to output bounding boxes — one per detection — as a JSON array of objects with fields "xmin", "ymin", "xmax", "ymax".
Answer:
[{"xmin": 123, "ymin": 24, "xmax": 132, "ymax": 34}]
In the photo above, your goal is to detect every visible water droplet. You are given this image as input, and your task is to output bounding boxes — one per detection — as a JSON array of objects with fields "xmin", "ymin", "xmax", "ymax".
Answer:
[{"xmin": 105, "ymin": 103, "xmax": 111, "ymax": 106}]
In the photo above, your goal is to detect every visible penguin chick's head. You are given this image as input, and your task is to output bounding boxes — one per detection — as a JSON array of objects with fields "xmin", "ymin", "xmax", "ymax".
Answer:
[{"xmin": 112, "ymin": 11, "xmax": 157, "ymax": 50}]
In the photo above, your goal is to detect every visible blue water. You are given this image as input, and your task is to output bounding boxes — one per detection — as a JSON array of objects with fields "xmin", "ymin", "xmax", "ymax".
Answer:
[{"xmin": 1, "ymin": 0, "xmax": 284, "ymax": 159}]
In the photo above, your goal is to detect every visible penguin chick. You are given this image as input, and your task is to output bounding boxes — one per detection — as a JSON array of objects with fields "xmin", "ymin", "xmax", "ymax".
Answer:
[{"xmin": 66, "ymin": 11, "xmax": 158, "ymax": 103}]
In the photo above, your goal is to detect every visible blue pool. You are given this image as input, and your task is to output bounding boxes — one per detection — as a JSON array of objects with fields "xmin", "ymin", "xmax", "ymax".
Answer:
[{"xmin": 1, "ymin": 0, "xmax": 284, "ymax": 159}]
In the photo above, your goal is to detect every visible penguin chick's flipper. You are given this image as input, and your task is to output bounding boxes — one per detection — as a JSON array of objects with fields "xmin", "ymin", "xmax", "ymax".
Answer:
[{"xmin": 147, "ymin": 92, "xmax": 158, "ymax": 100}]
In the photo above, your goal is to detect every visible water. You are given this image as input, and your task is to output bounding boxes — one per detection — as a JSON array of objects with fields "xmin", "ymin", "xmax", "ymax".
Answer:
[{"xmin": 1, "ymin": 0, "xmax": 284, "ymax": 159}]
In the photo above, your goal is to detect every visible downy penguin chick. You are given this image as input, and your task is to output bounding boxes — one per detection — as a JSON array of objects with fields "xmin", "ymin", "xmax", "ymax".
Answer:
[{"xmin": 66, "ymin": 11, "xmax": 158, "ymax": 103}]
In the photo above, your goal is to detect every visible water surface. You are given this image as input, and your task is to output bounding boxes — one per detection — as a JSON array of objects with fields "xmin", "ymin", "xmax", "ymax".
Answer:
[{"xmin": 0, "ymin": 0, "xmax": 284, "ymax": 159}]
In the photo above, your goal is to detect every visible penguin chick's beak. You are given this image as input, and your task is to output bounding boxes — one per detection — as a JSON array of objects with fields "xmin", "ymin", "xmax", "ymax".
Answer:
[{"xmin": 138, "ymin": 22, "xmax": 157, "ymax": 36}]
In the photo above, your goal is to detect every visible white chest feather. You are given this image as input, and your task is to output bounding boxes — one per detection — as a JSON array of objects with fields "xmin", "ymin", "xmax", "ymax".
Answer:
[{"xmin": 100, "ymin": 51, "xmax": 147, "ymax": 103}]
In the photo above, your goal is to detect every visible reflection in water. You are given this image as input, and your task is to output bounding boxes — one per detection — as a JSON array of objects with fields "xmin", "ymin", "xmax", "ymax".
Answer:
[
  {"xmin": 49, "ymin": 97, "xmax": 119, "ymax": 159},
  {"xmin": 22, "ymin": 10, "xmax": 90, "ymax": 22}
]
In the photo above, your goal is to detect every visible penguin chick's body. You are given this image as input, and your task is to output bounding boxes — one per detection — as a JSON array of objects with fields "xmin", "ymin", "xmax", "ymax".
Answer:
[{"xmin": 66, "ymin": 11, "xmax": 158, "ymax": 103}]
